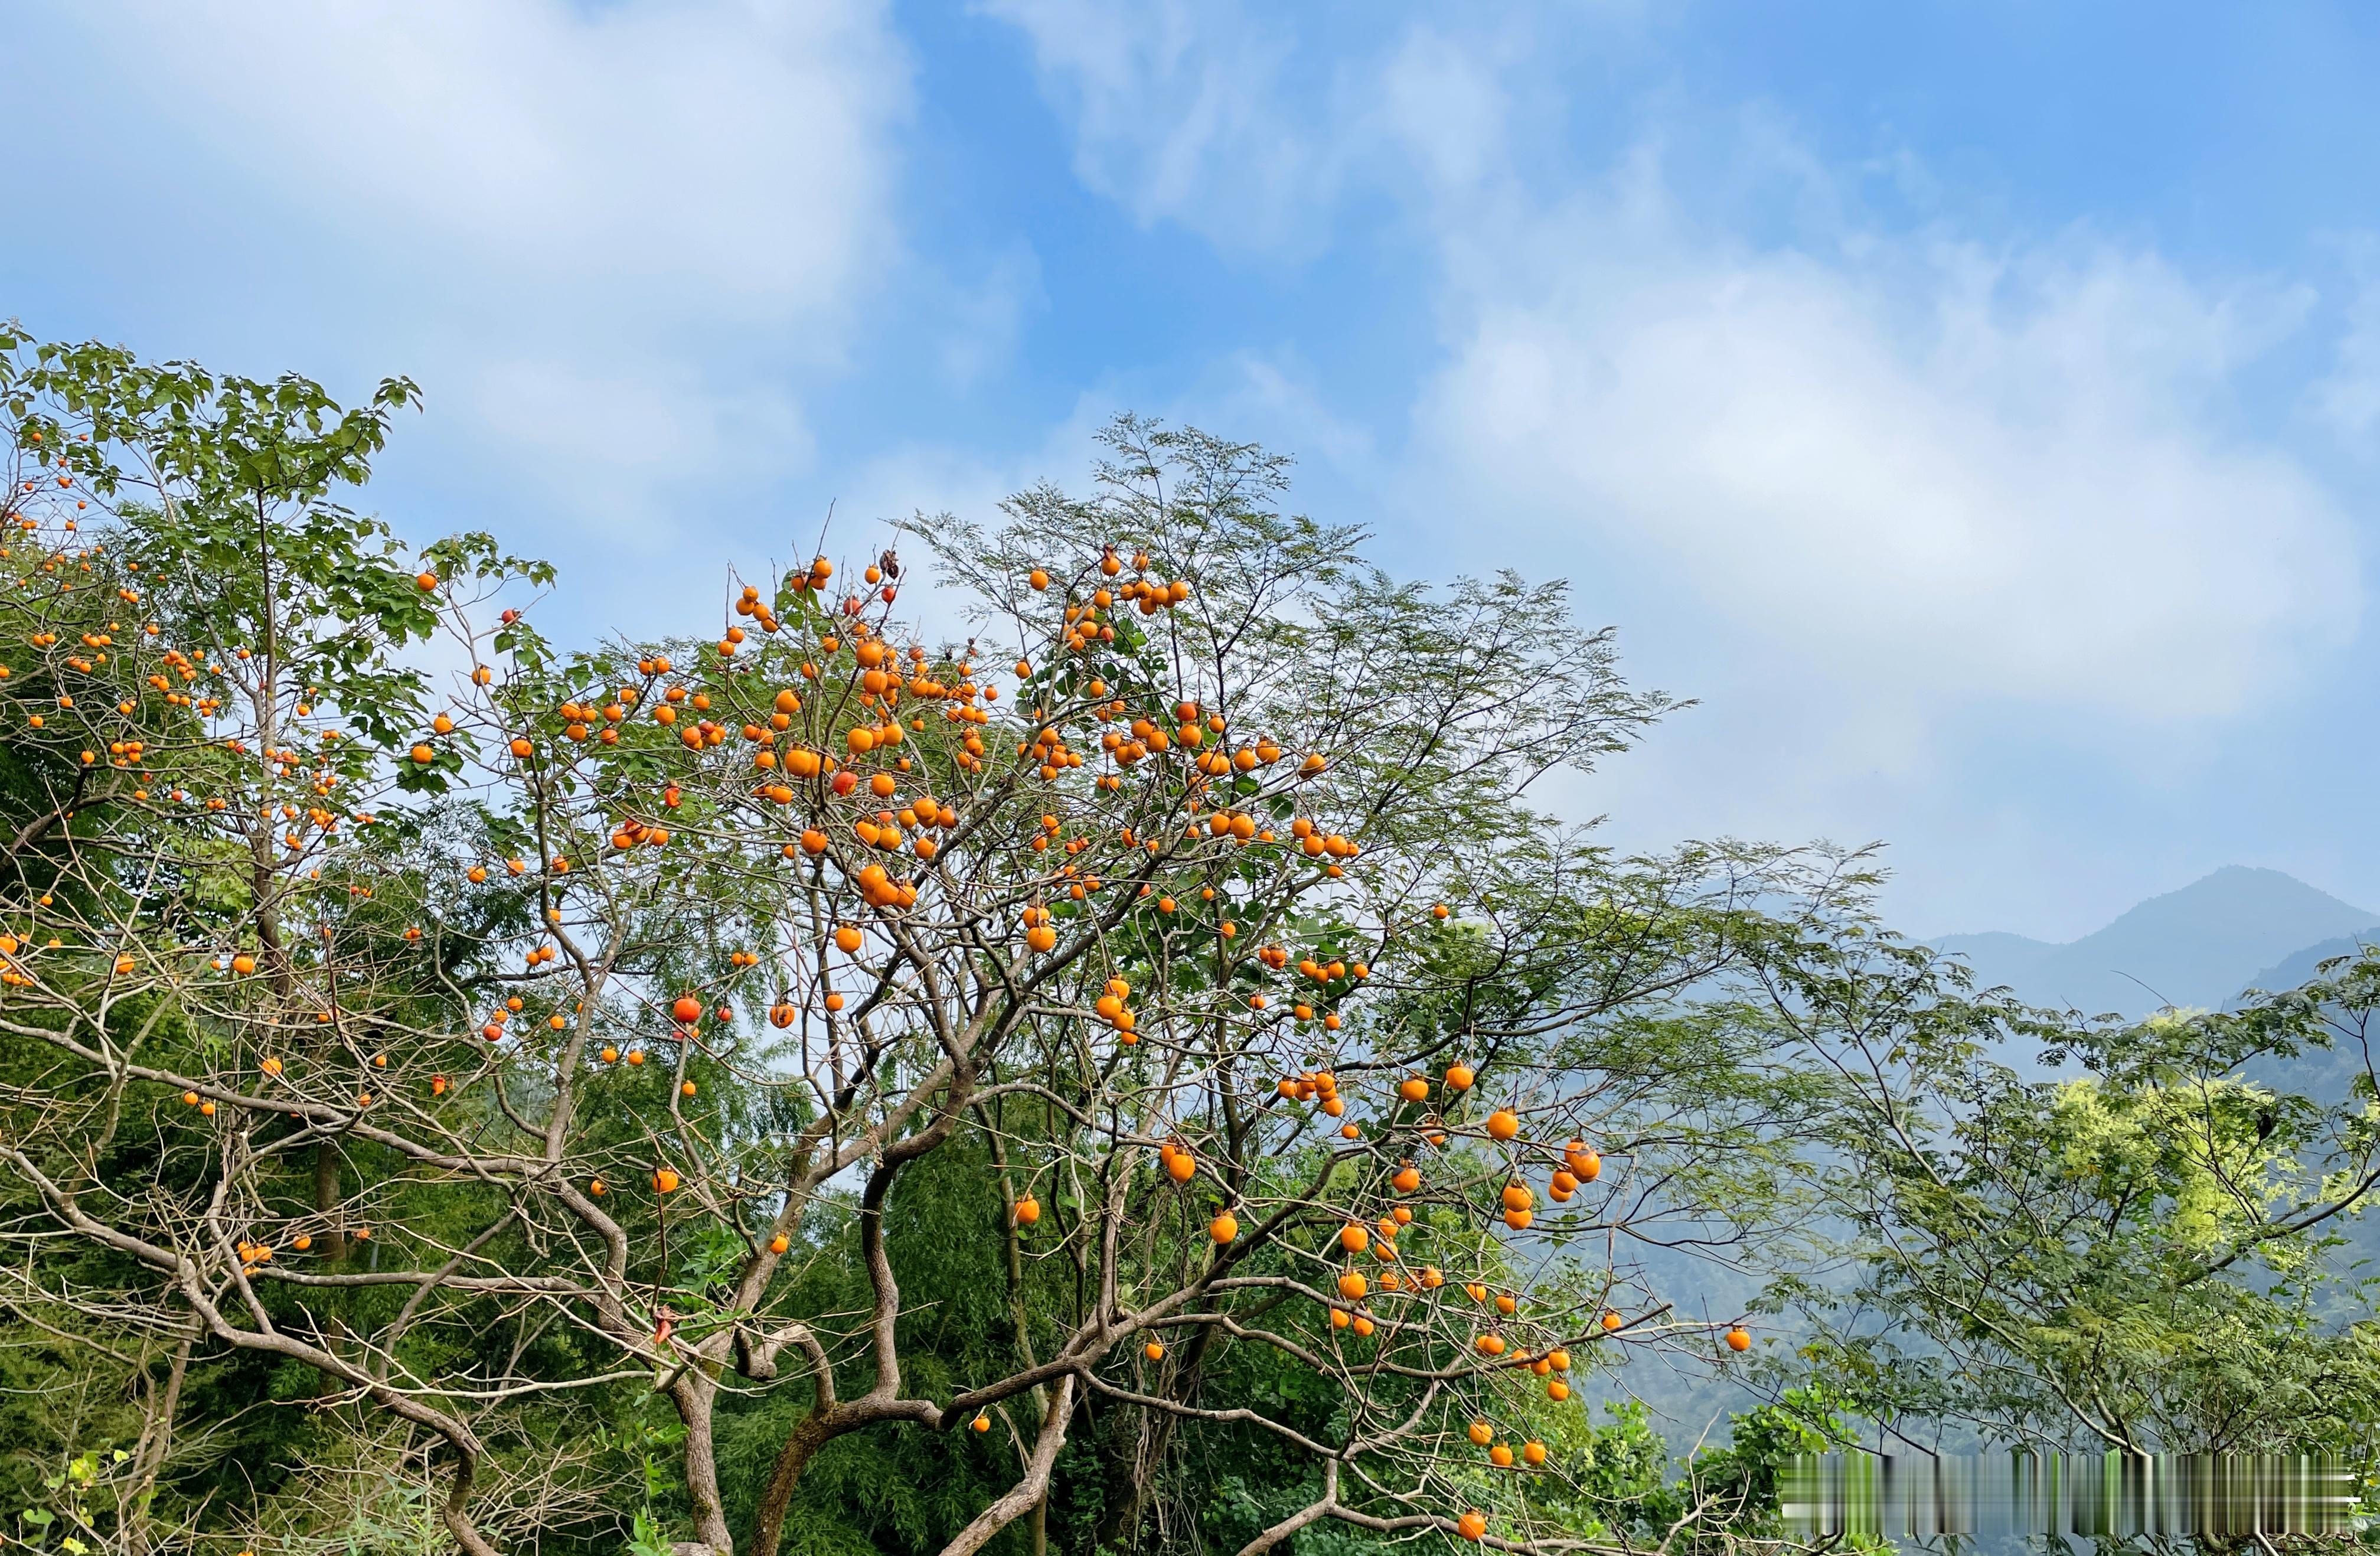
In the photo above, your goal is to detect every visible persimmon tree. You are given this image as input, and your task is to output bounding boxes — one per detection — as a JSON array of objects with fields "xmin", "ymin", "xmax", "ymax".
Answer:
[
  {"xmin": 697, "ymin": 425, "xmax": 1836, "ymax": 1556},
  {"xmin": 551, "ymin": 420, "xmax": 1830, "ymax": 1556},
  {"xmin": 4, "ymin": 334, "xmax": 1850, "ymax": 1556}
]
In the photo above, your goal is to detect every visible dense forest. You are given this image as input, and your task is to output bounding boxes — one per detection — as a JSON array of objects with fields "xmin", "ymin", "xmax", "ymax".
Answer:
[{"xmin": 1, "ymin": 328, "xmax": 2375, "ymax": 1556}]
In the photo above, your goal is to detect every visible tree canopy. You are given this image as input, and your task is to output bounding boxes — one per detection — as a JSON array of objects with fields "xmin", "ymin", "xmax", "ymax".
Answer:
[{"xmin": 0, "ymin": 328, "xmax": 2372, "ymax": 1556}]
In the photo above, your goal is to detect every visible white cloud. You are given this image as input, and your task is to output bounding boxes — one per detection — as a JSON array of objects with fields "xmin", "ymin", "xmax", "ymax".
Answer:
[
  {"xmin": 1204, "ymin": 353, "xmax": 1382, "ymax": 475},
  {"xmin": 1418, "ymin": 193, "xmax": 2356, "ymax": 722},
  {"xmin": 980, "ymin": 4, "xmax": 2375, "ymax": 940},
  {"xmin": 85, "ymin": 0, "xmax": 909, "ymax": 337},
  {"xmin": 984, "ymin": 2, "xmax": 2361, "ymax": 723},
  {"xmin": 972, "ymin": 4, "xmax": 1592, "ymax": 255},
  {"xmin": 1375, "ymin": 27, "xmax": 1514, "ymax": 201},
  {"xmin": 972, "ymin": 0, "xmax": 1373, "ymax": 257},
  {"xmin": 2312, "ymin": 244, "xmax": 2380, "ymax": 450},
  {"xmin": 471, "ymin": 360, "xmax": 814, "ymax": 520},
  {"xmin": 931, "ymin": 244, "xmax": 1047, "ymax": 391},
  {"xmin": 796, "ymin": 401, "xmax": 1108, "ymax": 667},
  {"xmin": 27, "ymin": 0, "xmax": 916, "ymax": 542},
  {"xmin": 817, "ymin": 354, "xmax": 1383, "ymax": 657}
]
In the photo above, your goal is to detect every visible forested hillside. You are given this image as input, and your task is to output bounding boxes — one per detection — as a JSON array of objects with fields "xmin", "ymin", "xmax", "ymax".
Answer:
[{"xmin": 2, "ymin": 331, "xmax": 2374, "ymax": 1556}]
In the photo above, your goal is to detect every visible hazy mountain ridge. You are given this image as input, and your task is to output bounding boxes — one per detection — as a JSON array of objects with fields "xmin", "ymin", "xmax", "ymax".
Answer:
[
  {"xmin": 1937, "ymin": 868, "xmax": 2380, "ymax": 1298},
  {"xmin": 1934, "ymin": 866, "xmax": 2378, "ymax": 1020},
  {"xmin": 2237, "ymin": 929, "xmax": 2380, "ymax": 1006}
]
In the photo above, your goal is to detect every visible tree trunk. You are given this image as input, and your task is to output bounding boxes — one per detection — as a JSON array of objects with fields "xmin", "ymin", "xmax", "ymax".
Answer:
[
  {"xmin": 313, "ymin": 1140, "xmax": 347, "ymax": 1263},
  {"xmin": 749, "ymin": 1412, "xmax": 834, "ymax": 1556},
  {"xmin": 124, "ymin": 1326, "xmax": 195, "ymax": 1556},
  {"xmin": 1091, "ymin": 1408, "xmax": 1160, "ymax": 1551},
  {"xmin": 671, "ymin": 1371, "xmax": 734, "ymax": 1555}
]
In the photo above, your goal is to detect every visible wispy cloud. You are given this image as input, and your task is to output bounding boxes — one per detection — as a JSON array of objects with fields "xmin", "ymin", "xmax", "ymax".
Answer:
[
  {"xmin": 978, "ymin": 2, "xmax": 2375, "ymax": 934},
  {"xmin": 2311, "ymin": 241, "xmax": 2380, "ymax": 452},
  {"xmin": 76, "ymin": 0, "xmax": 910, "ymax": 330},
  {"xmin": 977, "ymin": 5, "xmax": 2365, "ymax": 728},
  {"xmin": 1420, "ymin": 183, "xmax": 2351, "ymax": 723}
]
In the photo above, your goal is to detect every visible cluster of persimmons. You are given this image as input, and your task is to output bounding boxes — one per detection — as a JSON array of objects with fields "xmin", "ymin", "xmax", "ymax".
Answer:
[{"xmin": 0, "ymin": 397, "xmax": 1757, "ymax": 1555}]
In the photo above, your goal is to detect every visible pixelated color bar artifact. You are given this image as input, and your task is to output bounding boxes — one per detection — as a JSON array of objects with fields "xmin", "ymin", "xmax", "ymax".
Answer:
[{"xmin": 1782, "ymin": 1452, "xmax": 2368, "ymax": 1539}]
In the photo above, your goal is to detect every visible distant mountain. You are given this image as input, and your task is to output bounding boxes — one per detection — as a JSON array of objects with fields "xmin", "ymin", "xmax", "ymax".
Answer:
[
  {"xmin": 1928, "ymin": 929, "xmax": 2058, "ymax": 1001},
  {"xmin": 1935, "ymin": 866, "xmax": 2379, "ymax": 1020},
  {"xmin": 2237, "ymin": 929, "xmax": 2380, "ymax": 1005},
  {"xmin": 2233, "ymin": 927, "xmax": 2380, "ymax": 1281},
  {"xmin": 2231, "ymin": 927, "xmax": 2380, "ymax": 1110}
]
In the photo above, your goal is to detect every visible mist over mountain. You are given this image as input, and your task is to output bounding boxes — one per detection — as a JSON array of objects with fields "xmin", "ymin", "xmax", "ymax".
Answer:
[{"xmin": 1933, "ymin": 866, "xmax": 2377, "ymax": 1019}]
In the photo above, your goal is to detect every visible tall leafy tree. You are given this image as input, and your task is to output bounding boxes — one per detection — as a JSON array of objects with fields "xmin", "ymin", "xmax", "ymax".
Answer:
[{"xmin": 1750, "ymin": 922, "xmax": 2380, "ymax": 1463}]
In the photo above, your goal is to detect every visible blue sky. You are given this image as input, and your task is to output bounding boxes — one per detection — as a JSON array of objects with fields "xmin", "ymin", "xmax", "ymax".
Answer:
[{"xmin": 8, "ymin": 0, "xmax": 2379, "ymax": 940}]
